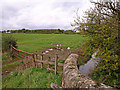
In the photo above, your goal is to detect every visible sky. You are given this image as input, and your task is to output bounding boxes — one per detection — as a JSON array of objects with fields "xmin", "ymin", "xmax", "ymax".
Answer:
[{"xmin": 0, "ymin": 0, "xmax": 94, "ymax": 31}]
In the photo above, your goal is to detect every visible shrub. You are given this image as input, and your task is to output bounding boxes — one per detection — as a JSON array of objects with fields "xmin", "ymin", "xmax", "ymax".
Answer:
[{"xmin": 2, "ymin": 35, "xmax": 17, "ymax": 52}]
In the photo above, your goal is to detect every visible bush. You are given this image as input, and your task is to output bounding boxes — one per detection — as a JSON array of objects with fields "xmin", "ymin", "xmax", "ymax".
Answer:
[
  {"xmin": 2, "ymin": 35, "xmax": 17, "ymax": 52},
  {"xmin": 72, "ymin": 0, "xmax": 119, "ymax": 88}
]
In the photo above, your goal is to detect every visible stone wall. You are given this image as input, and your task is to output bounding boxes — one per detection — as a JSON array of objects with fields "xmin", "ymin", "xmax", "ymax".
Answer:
[{"xmin": 62, "ymin": 54, "xmax": 112, "ymax": 88}]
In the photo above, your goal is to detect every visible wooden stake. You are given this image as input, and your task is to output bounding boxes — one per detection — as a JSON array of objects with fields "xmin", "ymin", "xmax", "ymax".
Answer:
[
  {"xmin": 47, "ymin": 57, "xmax": 50, "ymax": 71},
  {"xmin": 41, "ymin": 55, "xmax": 43, "ymax": 69},
  {"xmin": 55, "ymin": 54, "xmax": 58, "ymax": 75},
  {"xmin": 32, "ymin": 54, "xmax": 37, "ymax": 67}
]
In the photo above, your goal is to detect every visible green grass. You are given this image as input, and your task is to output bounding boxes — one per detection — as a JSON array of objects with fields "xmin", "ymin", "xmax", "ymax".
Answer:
[
  {"xmin": 2, "ymin": 61, "xmax": 21, "ymax": 72},
  {"xmin": 79, "ymin": 60, "xmax": 84, "ymax": 65},
  {"xmin": 3, "ymin": 33, "xmax": 90, "ymax": 53},
  {"xmin": 2, "ymin": 67, "xmax": 62, "ymax": 88},
  {"xmin": 2, "ymin": 33, "xmax": 90, "ymax": 88},
  {"xmin": 2, "ymin": 52, "xmax": 12, "ymax": 61}
]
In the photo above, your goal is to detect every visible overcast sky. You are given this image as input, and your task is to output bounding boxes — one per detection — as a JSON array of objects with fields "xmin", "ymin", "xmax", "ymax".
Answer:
[{"xmin": 0, "ymin": 0, "xmax": 94, "ymax": 31}]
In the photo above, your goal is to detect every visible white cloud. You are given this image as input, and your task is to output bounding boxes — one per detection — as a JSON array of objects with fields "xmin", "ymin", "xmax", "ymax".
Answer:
[{"xmin": 1, "ymin": 0, "xmax": 93, "ymax": 30}]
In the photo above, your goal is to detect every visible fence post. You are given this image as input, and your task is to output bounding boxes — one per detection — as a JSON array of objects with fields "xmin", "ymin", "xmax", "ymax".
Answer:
[
  {"xmin": 55, "ymin": 54, "xmax": 58, "ymax": 75},
  {"xmin": 47, "ymin": 57, "xmax": 50, "ymax": 71},
  {"xmin": 41, "ymin": 55, "xmax": 43, "ymax": 69},
  {"xmin": 32, "ymin": 54, "xmax": 37, "ymax": 67}
]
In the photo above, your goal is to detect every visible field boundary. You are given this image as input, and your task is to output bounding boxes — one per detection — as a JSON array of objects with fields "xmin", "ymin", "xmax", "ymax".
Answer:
[{"xmin": 10, "ymin": 45, "xmax": 64, "ymax": 75}]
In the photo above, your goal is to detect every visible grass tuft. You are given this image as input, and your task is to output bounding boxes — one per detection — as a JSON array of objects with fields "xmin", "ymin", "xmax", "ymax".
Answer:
[{"xmin": 2, "ymin": 67, "xmax": 63, "ymax": 88}]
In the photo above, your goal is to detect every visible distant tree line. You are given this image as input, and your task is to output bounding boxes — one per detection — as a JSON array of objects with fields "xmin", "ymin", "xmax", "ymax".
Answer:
[{"xmin": 2, "ymin": 28, "xmax": 79, "ymax": 34}]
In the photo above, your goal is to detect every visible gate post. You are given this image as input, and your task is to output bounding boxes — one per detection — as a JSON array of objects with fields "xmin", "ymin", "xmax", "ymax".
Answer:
[
  {"xmin": 41, "ymin": 55, "xmax": 43, "ymax": 69},
  {"xmin": 55, "ymin": 54, "xmax": 58, "ymax": 75},
  {"xmin": 32, "ymin": 54, "xmax": 37, "ymax": 67}
]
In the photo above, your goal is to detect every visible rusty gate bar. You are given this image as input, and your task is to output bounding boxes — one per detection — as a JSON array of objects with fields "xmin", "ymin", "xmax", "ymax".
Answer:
[{"xmin": 11, "ymin": 44, "xmax": 37, "ymax": 67}]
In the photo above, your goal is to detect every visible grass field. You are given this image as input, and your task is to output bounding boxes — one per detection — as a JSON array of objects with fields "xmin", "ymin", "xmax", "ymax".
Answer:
[
  {"xmin": 3, "ymin": 33, "xmax": 90, "ymax": 53},
  {"xmin": 2, "ymin": 67, "xmax": 62, "ymax": 88},
  {"xmin": 2, "ymin": 33, "xmax": 90, "ymax": 88}
]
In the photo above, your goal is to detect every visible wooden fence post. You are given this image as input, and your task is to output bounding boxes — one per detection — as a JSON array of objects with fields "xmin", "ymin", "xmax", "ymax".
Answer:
[
  {"xmin": 41, "ymin": 55, "xmax": 43, "ymax": 69},
  {"xmin": 55, "ymin": 54, "xmax": 58, "ymax": 75},
  {"xmin": 32, "ymin": 54, "xmax": 37, "ymax": 67},
  {"xmin": 47, "ymin": 57, "xmax": 50, "ymax": 71}
]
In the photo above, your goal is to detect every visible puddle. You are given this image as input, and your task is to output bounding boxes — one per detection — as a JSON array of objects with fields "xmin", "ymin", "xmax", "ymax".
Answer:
[{"xmin": 79, "ymin": 50, "xmax": 99, "ymax": 78}]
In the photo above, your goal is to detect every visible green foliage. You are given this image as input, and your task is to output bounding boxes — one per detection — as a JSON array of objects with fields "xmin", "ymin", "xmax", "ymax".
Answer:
[
  {"xmin": 85, "ymin": 18, "xmax": 120, "ymax": 88},
  {"xmin": 92, "ymin": 49, "xmax": 120, "ymax": 88},
  {"xmin": 2, "ymin": 67, "xmax": 62, "ymax": 88},
  {"xmin": 79, "ymin": 60, "xmax": 84, "ymax": 65},
  {"xmin": 2, "ymin": 35, "xmax": 17, "ymax": 52},
  {"xmin": 57, "ymin": 59, "xmax": 65, "ymax": 64},
  {"xmin": 72, "ymin": 1, "xmax": 119, "ymax": 88},
  {"xmin": 75, "ymin": 26, "xmax": 119, "ymax": 88},
  {"xmin": 85, "ymin": 17, "xmax": 120, "ymax": 88}
]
